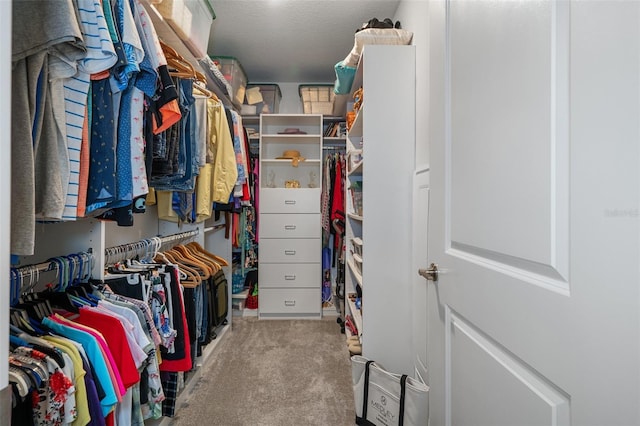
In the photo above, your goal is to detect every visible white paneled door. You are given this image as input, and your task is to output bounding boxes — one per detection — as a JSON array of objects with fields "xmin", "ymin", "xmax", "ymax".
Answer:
[{"xmin": 425, "ymin": 1, "xmax": 639, "ymax": 425}]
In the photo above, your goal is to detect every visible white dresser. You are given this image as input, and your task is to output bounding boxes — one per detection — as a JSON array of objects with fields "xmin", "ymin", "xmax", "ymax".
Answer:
[{"xmin": 258, "ymin": 114, "xmax": 323, "ymax": 319}]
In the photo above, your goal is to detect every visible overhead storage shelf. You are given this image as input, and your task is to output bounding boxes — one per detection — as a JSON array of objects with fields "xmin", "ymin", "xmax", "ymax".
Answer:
[{"xmin": 143, "ymin": 0, "xmax": 240, "ymax": 111}]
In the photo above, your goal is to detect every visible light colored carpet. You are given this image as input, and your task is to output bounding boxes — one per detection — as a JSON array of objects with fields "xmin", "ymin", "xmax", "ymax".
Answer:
[{"xmin": 170, "ymin": 316, "xmax": 355, "ymax": 426}]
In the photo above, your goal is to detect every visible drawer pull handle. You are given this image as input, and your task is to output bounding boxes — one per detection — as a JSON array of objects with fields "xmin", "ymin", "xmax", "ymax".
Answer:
[
  {"xmin": 284, "ymin": 275, "xmax": 296, "ymax": 280},
  {"xmin": 285, "ymin": 200, "xmax": 296, "ymax": 205},
  {"xmin": 284, "ymin": 250, "xmax": 296, "ymax": 255},
  {"xmin": 284, "ymin": 225, "xmax": 297, "ymax": 230},
  {"xmin": 284, "ymin": 300, "xmax": 296, "ymax": 306}
]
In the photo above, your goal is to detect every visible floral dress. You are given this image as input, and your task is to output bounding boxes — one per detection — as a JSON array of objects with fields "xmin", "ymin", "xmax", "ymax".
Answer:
[{"xmin": 10, "ymin": 347, "xmax": 75, "ymax": 426}]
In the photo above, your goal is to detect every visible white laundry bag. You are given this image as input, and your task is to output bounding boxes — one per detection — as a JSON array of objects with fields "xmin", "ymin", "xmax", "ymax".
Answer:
[{"xmin": 351, "ymin": 355, "xmax": 429, "ymax": 426}]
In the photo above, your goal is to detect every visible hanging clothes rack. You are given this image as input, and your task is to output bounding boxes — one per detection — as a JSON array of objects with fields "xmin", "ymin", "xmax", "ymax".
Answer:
[
  {"xmin": 204, "ymin": 223, "xmax": 227, "ymax": 233},
  {"xmin": 9, "ymin": 251, "xmax": 95, "ymax": 305},
  {"xmin": 103, "ymin": 229, "xmax": 201, "ymax": 266},
  {"xmin": 157, "ymin": 229, "xmax": 200, "ymax": 251}
]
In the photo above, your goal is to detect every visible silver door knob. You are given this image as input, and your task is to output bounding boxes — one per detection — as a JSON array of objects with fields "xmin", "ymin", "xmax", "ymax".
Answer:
[{"xmin": 418, "ymin": 263, "xmax": 439, "ymax": 282}]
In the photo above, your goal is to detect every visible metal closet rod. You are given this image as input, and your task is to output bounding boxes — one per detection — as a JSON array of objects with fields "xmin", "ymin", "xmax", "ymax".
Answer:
[
  {"xmin": 104, "ymin": 228, "xmax": 200, "ymax": 252},
  {"xmin": 204, "ymin": 223, "xmax": 226, "ymax": 233},
  {"xmin": 10, "ymin": 251, "xmax": 95, "ymax": 298},
  {"xmin": 14, "ymin": 260, "xmax": 62, "ymax": 276},
  {"xmin": 157, "ymin": 228, "xmax": 200, "ymax": 245},
  {"xmin": 11, "ymin": 261, "xmax": 89, "ymax": 277},
  {"xmin": 11, "ymin": 251, "xmax": 94, "ymax": 277},
  {"xmin": 103, "ymin": 228, "xmax": 200, "ymax": 264}
]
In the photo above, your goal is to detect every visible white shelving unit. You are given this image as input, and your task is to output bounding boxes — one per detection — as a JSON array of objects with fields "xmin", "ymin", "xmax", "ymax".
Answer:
[
  {"xmin": 258, "ymin": 114, "xmax": 324, "ymax": 319},
  {"xmin": 322, "ymin": 115, "xmax": 347, "ymax": 150},
  {"xmin": 344, "ymin": 45, "xmax": 416, "ymax": 373}
]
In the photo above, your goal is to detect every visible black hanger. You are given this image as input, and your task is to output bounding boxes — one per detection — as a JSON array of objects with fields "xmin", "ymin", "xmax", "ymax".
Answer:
[
  {"xmin": 67, "ymin": 285, "xmax": 90, "ymax": 300},
  {"xmin": 14, "ymin": 301, "xmax": 46, "ymax": 322},
  {"xmin": 78, "ymin": 280, "xmax": 103, "ymax": 295},
  {"xmin": 10, "ymin": 308, "xmax": 27, "ymax": 328},
  {"xmin": 9, "ymin": 307, "xmax": 38, "ymax": 336},
  {"xmin": 22, "ymin": 293, "xmax": 54, "ymax": 317},
  {"xmin": 35, "ymin": 290, "xmax": 79, "ymax": 314}
]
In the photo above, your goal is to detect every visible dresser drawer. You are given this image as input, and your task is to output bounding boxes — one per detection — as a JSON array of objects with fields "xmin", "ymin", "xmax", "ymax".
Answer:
[
  {"xmin": 259, "ymin": 263, "xmax": 321, "ymax": 288},
  {"xmin": 260, "ymin": 213, "xmax": 321, "ymax": 239},
  {"xmin": 259, "ymin": 238, "xmax": 320, "ymax": 263},
  {"xmin": 259, "ymin": 288, "xmax": 321, "ymax": 316},
  {"xmin": 259, "ymin": 188, "xmax": 320, "ymax": 213}
]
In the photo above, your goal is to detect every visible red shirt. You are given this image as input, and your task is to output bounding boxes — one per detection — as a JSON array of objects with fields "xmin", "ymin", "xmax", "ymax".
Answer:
[{"xmin": 76, "ymin": 307, "xmax": 141, "ymax": 389}]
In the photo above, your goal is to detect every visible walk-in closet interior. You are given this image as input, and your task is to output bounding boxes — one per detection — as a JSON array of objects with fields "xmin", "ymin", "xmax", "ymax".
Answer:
[
  {"xmin": 2, "ymin": 0, "xmax": 428, "ymax": 424},
  {"xmin": 4, "ymin": 0, "xmax": 640, "ymax": 425}
]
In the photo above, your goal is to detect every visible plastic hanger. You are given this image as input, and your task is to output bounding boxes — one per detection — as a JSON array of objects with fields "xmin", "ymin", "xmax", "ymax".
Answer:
[
  {"xmin": 34, "ymin": 257, "xmax": 78, "ymax": 313},
  {"xmin": 64, "ymin": 254, "xmax": 92, "ymax": 301},
  {"xmin": 9, "ymin": 367, "xmax": 32, "ymax": 398},
  {"xmin": 140, "ymin": 237, "xmax": 161, "ymax": 263},
  {"xmin": 49, "ymin": 257, "xmax": 69, "ymax": 291},
  {"xmin": 9, "ymin": 360, "xmax": 41, "ymax": 391},
  {"xmin": 9, "ymin": 354, "xmax": 47, "ymax": 388},
  {"xmin": 10, "ymin": 269, "xmax": 21, "ymax": 306},
  {"xmin": 68, "ymin": 294, "xmax": 92, "ymax": 307},
  {"xmin": 65, "ymin": 255, "xmax": 77, "ymax": 288},
  {"xmin": 34, "ymin": 291, "xmax": 79, "ymax": 314},
  {"xmin": 20, "ymin": 265, "xmax": 38, "ymax": 295},
  {"xmin": 22, "ymin": 301, "xmax": 47, "ymax": 321},
  {"xmin": 66, "ymin": 285, "xmax": 92, "ymax": 303},
  {"xmin": 10, "ymin": 308, "xmax": 36, "ymax": 334}
]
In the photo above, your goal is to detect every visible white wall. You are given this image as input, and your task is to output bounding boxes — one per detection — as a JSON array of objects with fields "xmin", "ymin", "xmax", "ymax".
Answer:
[
  {"xmin": 277, "ymin": 82, "xmax": 305, "ymax": 114},
  {"xmin": 270, "ymin": 0, "xmax": 430, "ymax": 166}
]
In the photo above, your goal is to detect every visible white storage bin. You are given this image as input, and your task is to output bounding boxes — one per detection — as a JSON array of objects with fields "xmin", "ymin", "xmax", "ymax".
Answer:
[
  {"xmin": 246, "ymin": 84, "xmax": 282, "ymax": 114},
  {"xmin": 241, "ymin": 104, "xmax": 257, "ymax": 115},
  {"xmin": 211, "ymin": 56, "xmax": 248, "ymax": 105},
  {"xmin": 299, "ymin": 85, "xmax": 335, "ymax": 115},
  {"xmin": 156, "ymin": 0, "xmax": 215, "ymax": 58}
]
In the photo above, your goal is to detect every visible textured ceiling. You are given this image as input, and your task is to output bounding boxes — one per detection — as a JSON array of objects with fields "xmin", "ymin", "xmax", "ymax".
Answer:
[{"xmin": 207, "ymin": 0, "xmax": 401, "ymax": 83}]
